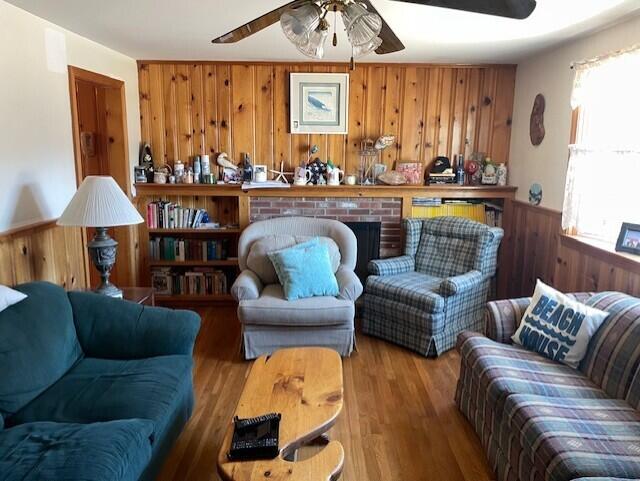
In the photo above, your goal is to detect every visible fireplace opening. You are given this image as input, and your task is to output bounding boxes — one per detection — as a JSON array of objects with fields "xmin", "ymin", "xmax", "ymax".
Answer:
[{"xmin": 344, "ymin": 222, "xmax": 381, "ymax": 285}]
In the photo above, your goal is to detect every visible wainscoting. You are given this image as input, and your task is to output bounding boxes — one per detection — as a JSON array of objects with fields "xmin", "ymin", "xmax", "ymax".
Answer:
[
  {"xmin": 0, "ymin": 220, "xmax": 87, "ymax": 289},
  {"xmin": 137, "ymin": 61, "xmax": 516, "ymax": 177},
  {"xmin": 498, "ymin": 200, "xmax": 640, "ymax": 299}
]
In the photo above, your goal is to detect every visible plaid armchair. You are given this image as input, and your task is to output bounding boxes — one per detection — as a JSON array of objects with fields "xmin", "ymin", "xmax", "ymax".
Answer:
[{"xmin": 362, "ymin": 216, "xmax": 503, "ymax": 357}]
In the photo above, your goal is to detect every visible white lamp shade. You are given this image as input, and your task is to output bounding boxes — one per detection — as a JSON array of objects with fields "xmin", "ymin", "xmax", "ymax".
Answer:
[
  {"xmin": 280, "ymin": 4, "xmax": 321, "ymax": 45},
  {"xmin": 353, "ymin": 36, "xmax": 382, "ymax": 59},
  {"xmin": 342, "ymin": 2, "xmax": 382, "ymax": 47},
  {"xmin": 296, "ymin": 27, "xmax": 328, "ymax": 59},
  {"xmin": 57, "ymin": 176, "xmax": 143, "ymax": 227}
]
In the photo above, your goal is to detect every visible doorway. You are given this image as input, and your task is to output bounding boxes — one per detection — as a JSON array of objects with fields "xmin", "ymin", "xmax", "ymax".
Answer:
[{"xmin": 68, "ymin": 66, "xmax": 137, "ymax": 289}]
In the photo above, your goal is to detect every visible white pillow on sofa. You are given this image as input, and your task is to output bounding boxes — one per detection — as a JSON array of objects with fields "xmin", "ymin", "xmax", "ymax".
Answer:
[
  {"xmin": 0, "ymin": 285, "xmax": 27, "ymax": 313},
  {"xmin": 512, "ymin": 280, "xmax": 609, "ymax": 368}
]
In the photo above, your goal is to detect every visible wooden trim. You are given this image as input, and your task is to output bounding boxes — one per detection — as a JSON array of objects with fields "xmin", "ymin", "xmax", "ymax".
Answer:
[
  {"xmin": 137, "ymin": 59, "xmax": 517, "ymax": 69},
  {"xmin": 134, "ymin": 183, "xmax": 518, "ymax": 199},
  {"xmin": 0, "ymin": 218, "xmax": 59, "ymax": 239},
  {"xmin": 67, "ymin": 65, "xmax": 134, "ymax": 286},
  {"xmin": 68, "ymin": 66, "xmax": 125, "ymax": 89},
  {"xmin": 118, "ymin": 81, "xmax": 131, "ymax": 196},
  {"xmin": 511, "ymin": 199, "xmax": 562, "ymax": 218},
  {"xmin": 560, "ymin": 234, "xmax": 640, "ymax": 275},
  {"xmin": 67, "ymin": 66, "xmax": 128, "ymax": 189}
]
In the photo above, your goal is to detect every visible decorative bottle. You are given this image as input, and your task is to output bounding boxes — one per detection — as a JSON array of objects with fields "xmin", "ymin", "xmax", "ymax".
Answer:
[
  {"xmin": 193, "ymin": 155, "xmax": 202, "ymax": 183},
  {"xmin": 456, "ymin": 155, "xmax": 465, "ymax": 185},
  {"xmin": 496, "ymin": 163, "xmax": 508, "ymax": 186}
]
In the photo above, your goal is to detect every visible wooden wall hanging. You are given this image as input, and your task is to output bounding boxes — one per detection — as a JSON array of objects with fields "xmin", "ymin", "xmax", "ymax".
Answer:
[{"xmin": 530, "ymin": 93, "xmax": 545, "ymax": 146}]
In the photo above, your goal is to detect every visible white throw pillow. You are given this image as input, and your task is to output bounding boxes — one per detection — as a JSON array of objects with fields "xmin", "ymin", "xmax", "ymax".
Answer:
[
  {"xmin": 0, "ymin": 285, "xmax": 27, "ymax": 313},
  {"xmin": 512, "ymin": 280, "xmax": 609, "ymax": 368}
]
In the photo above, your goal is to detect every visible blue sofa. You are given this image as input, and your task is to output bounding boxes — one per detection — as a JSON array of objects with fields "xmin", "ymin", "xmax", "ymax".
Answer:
[{"xmin": 0, "ymin": 282, "xmax": 201, "ymax": 481}]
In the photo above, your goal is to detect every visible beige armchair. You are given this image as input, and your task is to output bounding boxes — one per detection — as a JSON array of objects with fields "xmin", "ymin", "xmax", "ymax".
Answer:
[{"xmin": 231, "ymin": 217, "xmax": 362, "ymax": 359}]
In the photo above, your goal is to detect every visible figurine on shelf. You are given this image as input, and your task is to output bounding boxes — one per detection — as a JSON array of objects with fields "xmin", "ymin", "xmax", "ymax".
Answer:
[
  {"xmin": 307, "ymin": 157, "xmax": 327, "ymax": 185},
  {"xmin": 465, "ymin": 159, "xmax": 481, "ymax": 186},
  {"xmin": 308, "ymin": 144, "xmax": 319, "ymax": 162},
  {"xmin": 481, "ymin": 157, "xmax": 498, "ymax": 185},
  {"xmin": 270, "ymin": 161, "xmax": 293, "ymax": 183},
  {"xmin": 496, "ymin": 163, "xmax": 508, "ymax": 186},
  {"xmin": 217, "ymin": 152, "xmax": 240, "ymax": 183},
  {"xmin": 139, "ymin": 143, "xmax": 155, "ymax": 182},
  {"xmin": 240, "ymin": 153, "xmax": 253, "ymax": 182},
  {"xmin": 326, "ymin": 160, "xmax": 344, "ymax": 186}
]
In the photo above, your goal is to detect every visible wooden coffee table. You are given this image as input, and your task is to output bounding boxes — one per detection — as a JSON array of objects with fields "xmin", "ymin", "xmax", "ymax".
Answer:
[{"xmin": 217, "ymin": 348, "xmax": 344, "ymax": 481}]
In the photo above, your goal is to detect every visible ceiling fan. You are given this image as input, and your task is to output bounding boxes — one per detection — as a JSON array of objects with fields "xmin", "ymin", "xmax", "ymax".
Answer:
[{"xmin": 211, "ymin": 0, "xmax": 537, "ymax": 61}]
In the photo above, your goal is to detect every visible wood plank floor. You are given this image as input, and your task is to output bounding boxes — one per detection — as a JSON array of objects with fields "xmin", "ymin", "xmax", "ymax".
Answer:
[{"xmin": 156, "ymin": 307, "xmax": 494, "ymax": 481}]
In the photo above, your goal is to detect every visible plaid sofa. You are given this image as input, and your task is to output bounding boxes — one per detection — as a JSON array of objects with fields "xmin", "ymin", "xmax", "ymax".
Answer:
[
  {"xmin": 455, "ymin": 291, "xmax": 640, "ymax": 481},
  {"xmin": 362, "ymin": 217, "xmax": 503, "ymax": 357}
]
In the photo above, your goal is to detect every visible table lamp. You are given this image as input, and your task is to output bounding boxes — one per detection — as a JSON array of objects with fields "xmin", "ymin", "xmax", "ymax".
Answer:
[{"xmin": 57, "ymin": 176, "xmax": 143, "ymax": 298}]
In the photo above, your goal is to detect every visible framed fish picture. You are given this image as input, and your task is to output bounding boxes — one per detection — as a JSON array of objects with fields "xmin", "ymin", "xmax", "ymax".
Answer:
[{"xmin": 290, "ymin": 73, "xmax": 349, "ymax": 134}]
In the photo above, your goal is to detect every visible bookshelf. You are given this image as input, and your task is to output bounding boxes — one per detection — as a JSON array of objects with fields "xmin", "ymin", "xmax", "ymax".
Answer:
[
  {"xmin": 148, "ymin": 260, "xmax": 239, "ymax": 267},
  {"xmin": 135, "ymin": 187, "xmax": 242, "ymax": 305},
  {"xmin": 148, "ymin": 228, "xmax": 242, "ymax": 235}
]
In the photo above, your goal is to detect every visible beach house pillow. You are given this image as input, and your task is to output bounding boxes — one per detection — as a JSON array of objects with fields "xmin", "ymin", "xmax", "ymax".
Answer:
[
  {"xmin": 0, "ymin": 285, "xmax": 27, "ymax": 313},
  {"xmin": 268, "ymin": 238, "xmax": 339, "ymax": 301},
  {"xmin": 512, "ymin": 280, "xmax": 609, "ymax": 368}
]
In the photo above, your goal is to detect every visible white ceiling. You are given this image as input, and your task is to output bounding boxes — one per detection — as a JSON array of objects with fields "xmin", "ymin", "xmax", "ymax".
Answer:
[{"xmin": 7, "ymin": 0, "xmax": 640, "ymax": 63}]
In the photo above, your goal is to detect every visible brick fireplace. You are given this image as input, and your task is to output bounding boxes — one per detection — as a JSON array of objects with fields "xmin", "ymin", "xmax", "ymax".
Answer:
[{"xmin": 250, "ymin": 197, "xmax": 403, "ymax": 257}]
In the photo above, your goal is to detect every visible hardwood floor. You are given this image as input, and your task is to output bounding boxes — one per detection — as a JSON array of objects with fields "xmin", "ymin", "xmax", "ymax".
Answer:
[{"xmin": 156, "ymin": 307, "xmax": 494, "ymax": 481}]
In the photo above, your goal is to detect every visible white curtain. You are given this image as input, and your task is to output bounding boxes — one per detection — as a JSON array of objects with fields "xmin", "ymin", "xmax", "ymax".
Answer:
[
  {"xmin": 563, "ymin": 147, "xmax": 640, "ymax": 242},
  {"xmin": 563, "ymin": 47, "xmax": 640, "ymax": 242}
]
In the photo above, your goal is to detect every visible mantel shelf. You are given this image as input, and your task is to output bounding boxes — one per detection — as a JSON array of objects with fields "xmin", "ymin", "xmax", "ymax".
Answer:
[{"xmin": 135, "ymin": 183, "xmax": 517, "ymax": 199}]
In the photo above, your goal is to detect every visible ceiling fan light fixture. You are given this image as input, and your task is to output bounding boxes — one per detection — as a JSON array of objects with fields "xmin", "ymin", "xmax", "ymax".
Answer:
[
  {"xmin": 296, "ymin": 25, "xmax": 329, "ymax": 59},
  {"xmin": 352, "ymin": 36, "xmax": 382, "ymax": 59},
  {"xmin": 341, "ymin": 2, "xmax": 382, "ymax": 47},
  {"xmin": 280, "ymin": 3, "xmax": 322, "ymax": 45}
]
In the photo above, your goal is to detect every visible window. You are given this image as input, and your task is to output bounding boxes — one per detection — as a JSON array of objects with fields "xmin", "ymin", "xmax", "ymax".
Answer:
[{"xmin": 562, "ymin": 47, "xmax": 640, "ymax": 243}]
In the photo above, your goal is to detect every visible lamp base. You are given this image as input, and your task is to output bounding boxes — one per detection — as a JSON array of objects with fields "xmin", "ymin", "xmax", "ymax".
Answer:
[{"xmin": 87, "ymin": 227, "xmax": 122, "ymax": 298}]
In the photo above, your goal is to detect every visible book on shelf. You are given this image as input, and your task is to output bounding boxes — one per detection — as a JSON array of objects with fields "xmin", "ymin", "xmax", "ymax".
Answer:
[
  {"xmin": 483, "ymin": 203, "xmax": 503, "ymax": 228},
  {"xmin": 149, "ymin": 237, "xmax": 230, "ymax": 262},
  {"xmin": 146, "ymin": 202, "xmax": 208, "ymax": 229},
  {"xmin": 152, "ymin": 267, "xmax": 228, "ymax": 296}
]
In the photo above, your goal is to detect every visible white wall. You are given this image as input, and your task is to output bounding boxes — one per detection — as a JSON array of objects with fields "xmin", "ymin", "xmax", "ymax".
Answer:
[
  {"xmin": 0, "ymin": 0, "xmax": 140, "ymax": 232},
  {"xmin": 508, "ymin": 14, "xmax": 640, "ymax": 211}
]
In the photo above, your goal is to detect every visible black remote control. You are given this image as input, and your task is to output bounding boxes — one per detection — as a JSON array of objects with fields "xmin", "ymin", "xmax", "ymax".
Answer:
[{"xmin": 227, "ymin": 412, "xmax": 281, "ymax": 461}]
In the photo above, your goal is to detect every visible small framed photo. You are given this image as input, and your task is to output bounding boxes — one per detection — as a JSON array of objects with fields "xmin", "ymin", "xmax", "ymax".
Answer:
[
  {"xmin": 290, "ymin": 73, "xmax": 349, "ymax": 135},
  {"xmin": 396, "ymin": 162, "xmax": 423, "ymax": 185},
  {"xmin": 615, "ymin": 222, "xmax": 640, "ymax": 255}
]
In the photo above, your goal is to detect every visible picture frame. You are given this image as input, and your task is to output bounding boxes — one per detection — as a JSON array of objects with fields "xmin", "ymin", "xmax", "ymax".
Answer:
[
  {"xmin": 396, "ymin": 162, "xmax": 423, "ymax": 185},
  {"xmin": 615, "ymin": 222, "xmax": 640, "ymax": 255},
  {"xmin": 290, "ymin": 73, "xmax": 349, "ymax": 135}
]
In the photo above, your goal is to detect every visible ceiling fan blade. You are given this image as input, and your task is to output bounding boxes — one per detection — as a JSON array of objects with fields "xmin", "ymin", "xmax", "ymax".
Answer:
[
  {"xmin": 212, "ymin": 0, "xmax": 307, "ymax": 43},
  {"xmin": 390, "ymin": 0, "xmax": 537, "ymax": 19},
  {"xmin": 360, "ymin": 0, "xmax": 405, "ymax": 54}
]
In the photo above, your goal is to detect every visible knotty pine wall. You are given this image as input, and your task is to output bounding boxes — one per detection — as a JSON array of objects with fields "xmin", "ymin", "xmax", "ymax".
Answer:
[
  {"xmin": 499, "ymin": 201, "xmax": 640, "ymax": 299},
  {"xmin": 0, "ymin": 221, "xmax": 87, "ymax": 289},
  {"xmin": 138, "ymin": 62, "xmax": 516, "ymax": 176}
]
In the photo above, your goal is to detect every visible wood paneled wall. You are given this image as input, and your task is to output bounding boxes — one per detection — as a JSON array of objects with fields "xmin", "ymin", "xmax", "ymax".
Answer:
[
  {"xmin": 556, "ymin": 236, "xmax": 640, "ymax": 296},
  {"xmin": 0, "ymin": 220, "xmax": 87, "ymax": 289},
  {"xmin": 498, "ymin": 201, "xmax": 562, "ymax": 299},
  {"xmin": 138, "ymin": 61, "xmax": 516, "ymax": 176},
  {"xmin": 499, "ymin": 201, "xmax": 640, "ymax": 299}
]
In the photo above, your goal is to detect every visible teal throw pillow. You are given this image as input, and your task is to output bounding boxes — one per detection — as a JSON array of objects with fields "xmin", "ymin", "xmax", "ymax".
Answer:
[{"xmin": 268, "ymin": 238, "xmax": 339, "ymax": 301}]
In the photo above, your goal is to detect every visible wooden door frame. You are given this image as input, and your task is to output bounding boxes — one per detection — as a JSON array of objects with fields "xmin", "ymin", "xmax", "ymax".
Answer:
[
  {"xmin": 67, "ymin": 65, "xmax": 134, "ymax": 286},
  {"xmin": 68, "ymin": 66, "xmax": 130, "ymax": 191}
]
